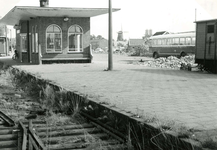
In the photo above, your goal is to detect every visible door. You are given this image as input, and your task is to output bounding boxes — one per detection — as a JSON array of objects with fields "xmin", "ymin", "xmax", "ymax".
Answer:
[{"xmin": 205, "ymin": 24, "xmax": 215, "ymax": 59}]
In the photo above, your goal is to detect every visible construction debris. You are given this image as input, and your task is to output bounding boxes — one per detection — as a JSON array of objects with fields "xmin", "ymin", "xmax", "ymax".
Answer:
[{"xmin": 137, "ymin": 55, "xmax": 196, "ymax": 70}]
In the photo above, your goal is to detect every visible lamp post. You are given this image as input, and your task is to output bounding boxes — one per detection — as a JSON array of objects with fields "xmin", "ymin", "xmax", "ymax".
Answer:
[{"xmin": 108, "ymin": 0, "xmax": 113, "ymax": 70}]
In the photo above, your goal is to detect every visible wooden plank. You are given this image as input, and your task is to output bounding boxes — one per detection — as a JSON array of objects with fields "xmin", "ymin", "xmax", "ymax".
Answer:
[
  {"xmin": 37, "ymin": 127, "xmax": 101, "ymax": 137},
  {"xmin": 35, "ymin": 123, "xmax": 93, "ymax": 132},
  {"xmin": 41, "ymin": 133, "xmax": 109, "ymax": 144},
  {"xmin": 0, "ymin": 134, "xmax": 17, "ymax": 141},
  {"xmin": 0, "ymin": 148, "xmax": 17, "ymax": 150},
  {"xmin": 48, "ymin": 139, "xmax": 120, "ymax": 150},
  {"xmin": 0, "ymin": 140, "xmax": 17, "ymax": 147},
  {"xmin": 0, "ymin": 128, "xmax": 13, "ymax": 134}
]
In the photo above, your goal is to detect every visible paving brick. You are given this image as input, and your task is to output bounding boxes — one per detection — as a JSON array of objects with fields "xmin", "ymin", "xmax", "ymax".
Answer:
[{"xmin": 1, "ymin": 54, "xmax": 217, "ymax": 131}]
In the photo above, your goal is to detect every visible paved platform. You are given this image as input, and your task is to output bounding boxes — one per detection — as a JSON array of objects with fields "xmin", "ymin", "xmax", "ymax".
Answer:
[{"xmin": 1, "ymin": 54, "xmax": 217, "ymax": 131}]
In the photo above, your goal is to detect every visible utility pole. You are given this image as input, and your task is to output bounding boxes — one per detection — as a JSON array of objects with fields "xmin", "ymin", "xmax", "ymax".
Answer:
[{"xmin": 108, "ymin": 0, "xmax": 113, "ymax": 70}]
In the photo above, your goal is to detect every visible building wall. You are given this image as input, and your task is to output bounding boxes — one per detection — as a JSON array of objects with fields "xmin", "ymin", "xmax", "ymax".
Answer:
[
  {"xmin": 17, "ymin": 17, "xmax": 91, "ymax": 64},
  {"xmin": 195, "ymin": 20, "xmax": 217, "ymax": 73},
  {"xmin": 196, "ymin": 21, "xmax": 217, "ymax": 60}
]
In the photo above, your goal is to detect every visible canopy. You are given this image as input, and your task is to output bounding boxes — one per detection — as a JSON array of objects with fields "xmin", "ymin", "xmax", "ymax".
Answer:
[{"xmin": 0, "ymin": 6, "xmax": 120, "ymax": 26}]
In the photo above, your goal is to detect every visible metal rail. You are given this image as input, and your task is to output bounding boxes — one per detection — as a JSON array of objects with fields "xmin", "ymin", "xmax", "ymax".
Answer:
[
  {"xmin": 80, "ymin": 111, "xmax": 127, "ymax": 143},
  {"xmin": 0, "ymin": 110, "xmax": 15, "ymax": 126}
]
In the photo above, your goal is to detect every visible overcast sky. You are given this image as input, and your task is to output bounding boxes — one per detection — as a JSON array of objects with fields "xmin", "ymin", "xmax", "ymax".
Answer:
[{"xmin": 0, "ymin": 0, "xmax": 217, "ymax": 39}]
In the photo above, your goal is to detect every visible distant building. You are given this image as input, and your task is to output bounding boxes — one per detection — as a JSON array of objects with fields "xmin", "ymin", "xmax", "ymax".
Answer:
[
  {"xmin": 0, "ymin": 25, "xmax": 9, "ymax": 56},
  {"xmin": 90, "ymin": 38, "xmax": 108, "ymax": 50},
  {"xmin": 127, "ymin": 39, "xmax": 145, "ymax": 55}
]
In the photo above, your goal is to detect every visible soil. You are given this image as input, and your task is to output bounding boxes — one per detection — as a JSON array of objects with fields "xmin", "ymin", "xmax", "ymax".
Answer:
[{"xmin": 0, "ymin": 65, "xmax": 42, "ymax": 122}]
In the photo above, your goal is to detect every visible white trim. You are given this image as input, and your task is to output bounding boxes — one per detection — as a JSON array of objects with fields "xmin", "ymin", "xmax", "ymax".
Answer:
[
  {"xmin": 68, "ymin": 24, "xmax": 83, "ymax": 52},
  {"xmin": 46, "ymin": 24, "xmax": 62, "ymax": 53}
]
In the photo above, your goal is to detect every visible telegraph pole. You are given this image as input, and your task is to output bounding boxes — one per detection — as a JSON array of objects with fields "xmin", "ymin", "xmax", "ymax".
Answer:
[{"xmin": 108, "ymin": 0, "xmax": 113, "ymax": 70}]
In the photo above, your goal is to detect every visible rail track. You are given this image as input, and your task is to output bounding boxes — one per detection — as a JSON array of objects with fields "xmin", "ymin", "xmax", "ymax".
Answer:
[{"xmin": 0, "ymin": 109, "xmax": 128, "ymax": 150}]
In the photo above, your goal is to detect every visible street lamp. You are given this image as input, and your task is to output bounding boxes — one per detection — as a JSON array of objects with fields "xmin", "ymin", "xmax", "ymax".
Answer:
[{"xmin": 108, "ymin": 0, "xmax": 113, "ymax": 70}]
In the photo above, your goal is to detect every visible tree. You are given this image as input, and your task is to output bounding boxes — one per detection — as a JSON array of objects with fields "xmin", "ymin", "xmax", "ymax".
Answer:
[
  {"xmin": 96, "ymin": 35, "xmax": 104, "ymax": 40},
  {"xmin": 90, "ymin": 35, "xmax": 96, "ymax": 40}
]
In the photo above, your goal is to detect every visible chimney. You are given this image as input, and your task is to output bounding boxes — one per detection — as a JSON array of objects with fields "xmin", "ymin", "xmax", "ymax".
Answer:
[
  {"xmin": 149, "ymin": 29, "xmax": 152, "ymax": 36},
  {"xmin": 145, "ymin": 29, "xmax": 148, "ymax": 36},
  {"xmin": 40, "ymin": 0, "xmax": 49, "ymax": 7}
]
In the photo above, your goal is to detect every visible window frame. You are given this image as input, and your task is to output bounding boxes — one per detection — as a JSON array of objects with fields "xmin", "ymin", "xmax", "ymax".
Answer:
[
  {"xmin": 46, "ymin": 24, "xmax": 62, "ymax": 53},
  {"xmin": 20, "ymin": 33, "xmax": 27, "ymax": 52},
  {"xmin": 68, "ymin": 24, "xmax": 83, "ymax": 53},
  {"xmin": 32, "ymin": 26, "xmax": 35, "ymax": 53}
]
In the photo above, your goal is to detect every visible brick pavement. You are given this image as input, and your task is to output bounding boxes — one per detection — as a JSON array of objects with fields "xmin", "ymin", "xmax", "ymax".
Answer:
[{"xmin": 1, "ymin": 54, "xmax": 217, "ymax": 131}]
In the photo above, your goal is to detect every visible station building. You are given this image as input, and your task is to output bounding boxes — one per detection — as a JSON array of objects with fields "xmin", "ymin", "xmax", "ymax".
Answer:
[{"xmin": 0, "ymin": 1, "xmax": 119, "ymax": 64}]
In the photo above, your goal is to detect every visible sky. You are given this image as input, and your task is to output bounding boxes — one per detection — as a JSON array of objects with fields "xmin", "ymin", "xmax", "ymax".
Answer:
[{"xmin": 0, "ymin": 0, "xmax": 217, "ymax": 39}]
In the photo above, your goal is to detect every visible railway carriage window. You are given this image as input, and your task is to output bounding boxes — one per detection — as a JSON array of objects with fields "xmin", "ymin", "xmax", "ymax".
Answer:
[
  {"xmin": 186, "ymin": 37, "xmax": 191, "ymax": 45},
  {"xmin": 179, "ymin": 38, "xmax": 185, "ymax": 45},
  {"xmin": 170, "ymin": 39, "xmax": 173, "ymax": 45},
  {"xmin": 168, "ymin": 38, "xmax": 174, "ymax": 45},
  {"xmin": 161, "ymin": 39, "xmax": 166, "ymax": 45},
  {"xmin": 154, "ymin": 40, "xmax": 157, "ymax": 45},
  {"xmin": 173, "ymin": 38, "xmax": 179, "ymax": 45},
  {"xmin": 207, "ymin": 25, "xmax": 214, "ymax": 33}
]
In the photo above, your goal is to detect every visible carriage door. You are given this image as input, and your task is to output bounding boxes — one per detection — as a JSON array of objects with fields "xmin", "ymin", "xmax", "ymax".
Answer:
[{"xmin": 205, "ymin": 24, "xmax": 215, "ymax": 60}]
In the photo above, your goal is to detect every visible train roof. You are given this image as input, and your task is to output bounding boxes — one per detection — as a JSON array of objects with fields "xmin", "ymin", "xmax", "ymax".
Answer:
[
  {"xmin": 149, "ymin": 32, "xmax": 195, "ymax": 39},
  {"xmin": 194, "ymin": 19, "xmax": 217, "ymax": 23}
]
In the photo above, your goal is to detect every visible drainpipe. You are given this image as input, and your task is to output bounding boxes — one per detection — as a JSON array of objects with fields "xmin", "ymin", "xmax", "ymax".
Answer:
[{"xmin": 27, "ymin": 21, "xmax": 31, "ymax": 63}]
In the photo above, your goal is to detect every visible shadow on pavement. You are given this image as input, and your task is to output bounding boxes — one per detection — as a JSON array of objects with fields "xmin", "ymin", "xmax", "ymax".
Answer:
[{"xmin": 130, "ymin": 68, "xmax": 217, "ymax": 79}]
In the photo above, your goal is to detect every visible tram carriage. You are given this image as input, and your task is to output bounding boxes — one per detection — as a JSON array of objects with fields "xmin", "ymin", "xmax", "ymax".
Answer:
[
  {"xmin": 195, "ymin": 19, "xmax": 217, "ymax": 73},
  {"xmin": 148, "ymin": 32, "xmax": 195, "ymax": 58}
]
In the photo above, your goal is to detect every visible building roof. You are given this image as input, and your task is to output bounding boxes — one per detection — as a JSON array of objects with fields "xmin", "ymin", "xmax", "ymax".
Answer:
[
  {"xmin": 0, "ymin": 6, "xmax": 120, "ymax": 26},
  {"xmin": 152, "ymin": 31, "xmax": 169, "ymax": 36},
  {"xmin": 128, "ymin": 39, "xmax": 144, "ymax": 46}
]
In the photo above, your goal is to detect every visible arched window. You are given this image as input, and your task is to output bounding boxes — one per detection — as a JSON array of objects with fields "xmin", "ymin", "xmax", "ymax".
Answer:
[
  {"xmin": 46, "ymin": 24, "xmax": 62, "ymax": 53},
  {"xmin": 68, "ymin": 25, "xmax": 83, "ymax": 52}
]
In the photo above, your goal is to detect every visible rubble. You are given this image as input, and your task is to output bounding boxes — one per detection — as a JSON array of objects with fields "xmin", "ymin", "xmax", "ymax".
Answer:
[{"xmin": 137, "ymin": 55, "xmax": 196, "ymax": 70}]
